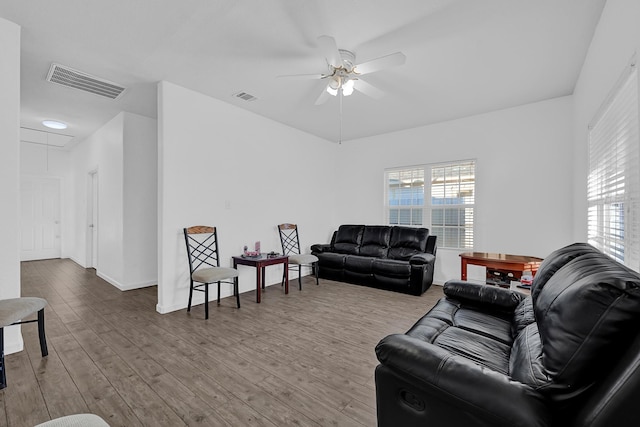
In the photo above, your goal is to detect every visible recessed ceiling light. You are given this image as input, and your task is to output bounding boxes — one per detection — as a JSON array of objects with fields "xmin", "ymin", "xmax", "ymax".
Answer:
[{"xmin": 42, "ymin": 120, "xmax": 67, "ymax": 130}]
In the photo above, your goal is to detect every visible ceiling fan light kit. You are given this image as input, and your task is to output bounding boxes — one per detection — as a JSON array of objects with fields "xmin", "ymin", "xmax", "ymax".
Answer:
[
  {"xmin": 278, "ymin": 35, "xmax": 406, "ymax": 143},
  {"xmin": 279, "ymin": 35, "xmax": 406, "ymax": 105}
]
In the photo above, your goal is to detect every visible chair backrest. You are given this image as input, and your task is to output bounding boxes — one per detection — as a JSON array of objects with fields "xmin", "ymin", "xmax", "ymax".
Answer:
[
  {"xmin": 184, "ymin": 226, "xmax": 221, "ymax": 274},
  {"xmin": 278, "ymin": 223, "xmax": 301, "ymax": 255}
]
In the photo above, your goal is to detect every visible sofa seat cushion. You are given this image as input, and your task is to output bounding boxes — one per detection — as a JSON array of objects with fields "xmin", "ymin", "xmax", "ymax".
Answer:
[
  {"xmin": 406, "ymin": 298, "xmax": 513, "ymax": 375},
  {"xmin": 344, "ymin": 255, "xmax": 374, "ymax": 274},
  {"xmin": 372, "ymin": 259, "xmax": 411, "ymax": 278},
  {"xmin": 316, "ymin": 252, "xmax": 345, "ymax": 269}
]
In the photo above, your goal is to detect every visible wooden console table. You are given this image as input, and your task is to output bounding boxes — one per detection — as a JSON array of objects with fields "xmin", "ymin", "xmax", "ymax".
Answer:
[
  {"xmin": 232, "ymin": 254, "xmax": 288, "ymax": 303},
  {"xmin": 459, "ymin": 252, "xmax": 543, "ymax": 281}
]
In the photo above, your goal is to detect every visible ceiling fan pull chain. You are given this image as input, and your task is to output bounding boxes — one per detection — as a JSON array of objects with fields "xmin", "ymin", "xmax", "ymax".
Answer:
[{"xmin": 339, "ymin": 91, "xmax": 343, "ymax": 144}]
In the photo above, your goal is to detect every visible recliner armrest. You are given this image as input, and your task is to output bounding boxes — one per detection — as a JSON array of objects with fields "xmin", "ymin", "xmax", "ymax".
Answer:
[
  {"xmin": 409, "ymin": 253, "xmax": 435, "ymax": 266},
  {"xmin": 443, "ymin": 280, "xmax": 525, "ymax": 311},
  {"xmin": 376, "ymin": 334, "xmax": 550, "ymax": 427},
  {"xmin": 311, "ymin": 243, "xmax": 331, "ymax": 253}
]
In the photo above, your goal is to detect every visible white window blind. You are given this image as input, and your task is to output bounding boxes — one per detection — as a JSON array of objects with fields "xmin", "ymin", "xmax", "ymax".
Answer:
[
  {"xmin": 386, "ymin": 168, "xmax": 424, "ymax": 226},
  {"xmin": 385, "ymin": 160, "xmax": 475, "ymax": 249},
  {"xmin": 430, "ymin": 161, "xmax": 475, "ymax": 249},
  {"xmin": 588, "ymin": 64, "xmax": 639, "ymax": 269}
]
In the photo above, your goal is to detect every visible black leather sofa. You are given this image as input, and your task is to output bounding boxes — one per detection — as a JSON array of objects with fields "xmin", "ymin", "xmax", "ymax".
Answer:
[
  {"xmin": 375, "ymin": 242, "xmax": 640, "ymax": 427},
  {"xmin": 310, "ymin": 224, "xmax": 437, "ymax": 295}
]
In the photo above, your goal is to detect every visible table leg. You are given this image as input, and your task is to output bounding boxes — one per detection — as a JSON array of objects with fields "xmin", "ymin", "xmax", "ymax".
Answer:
[
  {"xmin": 284, "ymin": 260, "xmax": 289, "ymax": 294},
  {"xmin": 261, "ymin": 267, "xmax": 266, "ymax": 290},
  {"xmin": 256, "ymin": 265, "xmax": 262, "ymax": 303},
  {"xmin": 461, "ymin": 259, "xmax": 468, "ymax": 281}
]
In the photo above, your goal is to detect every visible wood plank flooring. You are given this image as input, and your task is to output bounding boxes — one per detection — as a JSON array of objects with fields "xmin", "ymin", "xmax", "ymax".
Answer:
[{"xmin": 5, "ymin": 259, "xmax": 443, "ymax": 426}]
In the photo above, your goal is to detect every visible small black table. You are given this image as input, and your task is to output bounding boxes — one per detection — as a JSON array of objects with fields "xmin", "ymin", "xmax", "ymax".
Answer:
[{"xmin": 232, "ymin": 254, "xmax": 289, "ymax": 303}]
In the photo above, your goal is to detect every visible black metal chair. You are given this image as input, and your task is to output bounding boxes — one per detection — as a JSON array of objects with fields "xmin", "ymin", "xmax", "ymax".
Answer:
[
  {"xmin": 184, "ymin": 226, "xmax": 240, "ymax": 319},
  {"xmin": 278, "ymin": 223, "xmax": 319, "ymax": 290},
  {"xmin": 0, "ymin": 297, "xmax": 48, "ymax": 389}
]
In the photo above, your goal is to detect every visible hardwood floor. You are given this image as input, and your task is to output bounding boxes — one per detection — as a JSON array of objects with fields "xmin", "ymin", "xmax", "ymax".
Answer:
[{"xmin": 5, "ymin": 259, "xmax": 444, "ymax": 426}]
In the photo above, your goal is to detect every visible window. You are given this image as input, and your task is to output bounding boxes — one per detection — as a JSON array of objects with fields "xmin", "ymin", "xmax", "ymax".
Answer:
[
  {"xmin": 588, "ymin": 63, "xmax": 639, "ymax": 269},
  {"xmin": 385, "ymin": 160, "xmax": 475, "ymax": 249},
  {"xmin": 386, "ymin": 168, "xmax": 424, "ymax": 226}
]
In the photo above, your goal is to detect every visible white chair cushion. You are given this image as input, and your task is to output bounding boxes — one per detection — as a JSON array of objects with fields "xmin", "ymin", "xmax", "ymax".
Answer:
[
  {"xmin": 288, "ymin": 254, "xmax": 319, "ymax": 265},
  {"xmin": 192, "ymin": 267, "xmax": 239, "ymax": 283},
  {"xmin": 0, "ymin": 297, "xmax": 47, "ymax": 327},
  {"xmin": 35, "ymin": 414, "xmax": 110, "ymax": 427}
]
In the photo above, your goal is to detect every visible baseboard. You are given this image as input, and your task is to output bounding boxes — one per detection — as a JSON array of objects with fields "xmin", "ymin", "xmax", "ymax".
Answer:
[
  {"xmin": 3, "ymin": 326, "xmax": 24, "ymax": 356},
  {"xmin": 96, "ymin": 271, "xmax": 157, "ymax": 291}
]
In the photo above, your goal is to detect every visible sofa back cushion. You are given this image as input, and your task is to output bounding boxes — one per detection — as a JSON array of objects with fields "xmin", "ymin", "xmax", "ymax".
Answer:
[
  {"xmin": 360, "ymin": 226, "xmax": 391, "ymax": 258},
  {"xmin": 388, "ymin": 227, "xmax": 429, "ymax": 260},
  {"xmin": 531, "ymin": 242, "xmax": 600, "ymax": 302},
  {"xmin": 533, "ymin": 245, "xmax": 640, "ymax": 396},
  {"xmin": 333, "ymin": 225, "xmax": 364, "ymax": 255}
]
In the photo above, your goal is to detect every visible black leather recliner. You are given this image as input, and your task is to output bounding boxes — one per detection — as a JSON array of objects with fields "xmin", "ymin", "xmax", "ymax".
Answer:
[
  {"xmin": 311, "ymin": 224, "xmax": 437, "ymax": 295},
  {"xmin": 375, "ymin": 242, "xmax": 640, "ymax": 427}
]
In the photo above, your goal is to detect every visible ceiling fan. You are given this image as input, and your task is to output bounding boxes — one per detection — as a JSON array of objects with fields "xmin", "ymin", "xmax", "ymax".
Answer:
[{"xmin": 279, "ymin": 35, "xmax": 406, "ymax": 105}]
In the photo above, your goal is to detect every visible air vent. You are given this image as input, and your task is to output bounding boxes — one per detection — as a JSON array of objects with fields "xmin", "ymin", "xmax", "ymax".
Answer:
[
  {"xmin": 233, "ymin": 91, "xmax": 257, "ymax": 102},
  {"xmin": 46, "ymin": 63, "xmax": 126, "ymax": 100}
]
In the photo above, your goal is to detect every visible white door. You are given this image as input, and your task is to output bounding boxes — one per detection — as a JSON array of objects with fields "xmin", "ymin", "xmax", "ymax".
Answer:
[
  {"xmin": 21, "ymin": 176, "xmax": 61, "ymax": 261},
  {"xmin": 87, "ymin": 171, "xmax": 98, "ymax": 268}
]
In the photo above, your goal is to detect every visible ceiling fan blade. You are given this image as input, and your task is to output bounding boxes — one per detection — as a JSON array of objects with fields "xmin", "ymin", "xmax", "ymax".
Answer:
[
  {"xmin": 354, "ymin": 52, "xmax": 406, "ymax": 75},
  {"xmin": 277, "ymin": 73, "xmax": 324, "ymax": 80},
  {"xmin": 354, "ymin": 79, "xmax": 385, "ymax": 99},
  {"xmin": 317, "ymin": 35, "xmax": 342, "ymax": 68},
  {"xmin": 314, "ymin": 85, "xmax": 331, "ymax": 105}
]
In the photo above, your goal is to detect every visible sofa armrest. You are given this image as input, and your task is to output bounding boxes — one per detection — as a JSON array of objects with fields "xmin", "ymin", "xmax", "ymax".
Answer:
[
  {"xmin": 376, "ymin": 334, "xmax": 550, "ymax": 427},
  {"xmin": 443, "ymin": 280, "xmax": 525, "ymax": 311},
  {"xmin": 426, "ymin": 235, "xmax": 437, "ymax": 255},
  {"xmin": 311, "ymin": 243, "xmax": 331, "ymax": 254},
  {"xmin": 409, "ymin": 253, "xmax": 435, "ymax": 266}
]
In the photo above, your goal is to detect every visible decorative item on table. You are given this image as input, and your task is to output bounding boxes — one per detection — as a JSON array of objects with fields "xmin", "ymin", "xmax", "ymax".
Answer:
[
  {"xmin": 266, "ymin": 251, "xmax": 280, "ymax": 259},
  {"xmin": 518, "ymin": 270, "xmax": 533, "ymax": 289},
  {"xmin": 243, "ymin": 245, "xmax": 260, "ymax": 257}
]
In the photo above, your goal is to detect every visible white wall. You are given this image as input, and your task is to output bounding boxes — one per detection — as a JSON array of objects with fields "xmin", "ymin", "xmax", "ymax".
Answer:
[
  {"xmin": 123, "ymin": 113, "xmax": 158, "ymax": 287},
  {"xmin": 572, "ymin": 0, "xmax": 640, "ymax": 241},
  {"xmin": 157, "ymin": 81, "xmax": 337, "ymax": 313},
  {"xmin": 334, "ymin": 96, "xmax": 574, "ymax": 284},
  {"xmin": 0, "ymin": 17, "xmax": 23, "ymax": 354},
  {"xmin": 70, "ymin": 112, "xmax": 158, "ymax": 290}
]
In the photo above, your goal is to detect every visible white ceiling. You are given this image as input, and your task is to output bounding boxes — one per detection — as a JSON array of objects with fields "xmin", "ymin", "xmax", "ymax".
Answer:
[{"xmin": 0, "ymin": 0, "xmax": 606, "ymax": 147}]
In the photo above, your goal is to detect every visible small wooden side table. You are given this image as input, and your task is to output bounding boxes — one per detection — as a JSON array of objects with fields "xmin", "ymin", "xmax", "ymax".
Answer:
[
  {"xmin": 232, "ymin": 254, "xmax": 289, "ymax": 303},
  {"xmin": 459, "ymin": 252, "xmax": 543, "ymax": 282}
]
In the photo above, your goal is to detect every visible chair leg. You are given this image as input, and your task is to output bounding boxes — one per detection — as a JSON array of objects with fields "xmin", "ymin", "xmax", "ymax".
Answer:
[
  {"xmin": 281, "ymin": 268, "xmax": 285, "ymax": 287},
  {"xmin": 217, "ymin": 282, "xmax": 221, "ymax": 306},
  {"xmin": 37, "ymin": 309, "xmax": 48, "ymax": 357},
  {"xmin": 205, "ymin": 283, "xmax": 209, "ymax": 320},
  {"xmin": 235, "ymin": 277, "xmax": 241, "ymax": 309},
  {"xmin": 187, "ymin": 279, "xmax": 194, "ymax": 312},
  {"xmin": 0, "ymin": 328, "xmax": 5, "ymax": 389},
  {"xmin": 314, "ymin": 262, "xmax": 319, "ymax": 285},
  {"xmin": 298, "ymin": 265, "xmax": 302, "ymax": 291}
]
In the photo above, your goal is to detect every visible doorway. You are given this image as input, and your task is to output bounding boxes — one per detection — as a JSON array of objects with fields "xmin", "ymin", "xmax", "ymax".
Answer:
[
  {"xmin": 20, "ymin": 176, "xmax": 61, "ymax": 261},
  {"xmin": 87, "ymin": 170, "xmax": 98, "ymax": 268}
]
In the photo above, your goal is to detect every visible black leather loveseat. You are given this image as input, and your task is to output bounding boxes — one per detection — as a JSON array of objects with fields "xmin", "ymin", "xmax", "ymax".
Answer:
[
  {"xmin": 311, "ymin": 225, "xmax": 437, "ymax": 295},
  {"xmin": 375, "ymin": 242, "xmax": 640, "ymax": 427}
]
